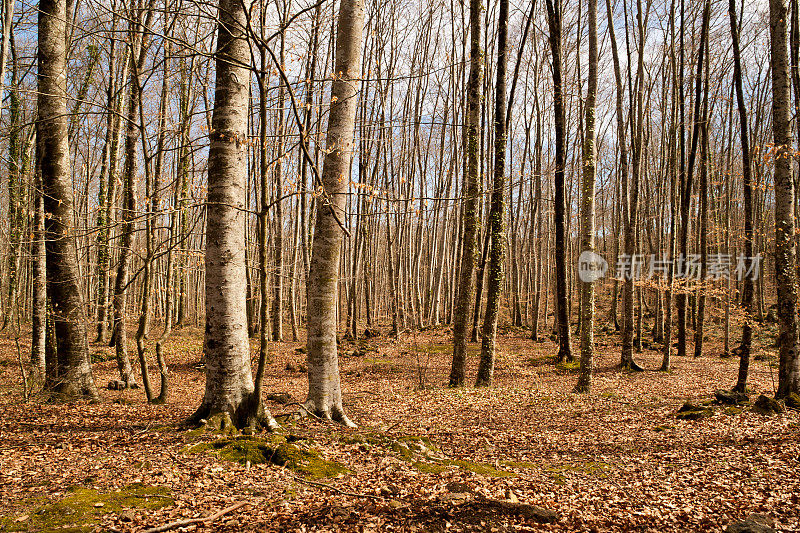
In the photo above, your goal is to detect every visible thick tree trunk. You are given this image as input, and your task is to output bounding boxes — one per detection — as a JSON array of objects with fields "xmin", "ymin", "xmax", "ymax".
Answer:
[
  {"xmin": 770, "ymin": 0, "xmax": 800, "ymax": 398},
  {"xmin": 305, "ymin": 0, "xmax": 364, "ymax": 424},
  {"xmin": 190, "ymin": 0, "xmax": 277, "ymax": 430},
  {"xmin": 38, "ymin": 0, "xmax": 97, "ymax": 400}
]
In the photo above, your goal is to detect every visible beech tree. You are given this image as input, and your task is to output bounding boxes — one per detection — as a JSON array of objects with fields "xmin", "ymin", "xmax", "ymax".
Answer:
[
  {"xmin": 38, "ymin": 0, "xmax": 97, "ymax": 399},
  {"xmin": 730, "ymin": 0, "xmax": 754, "ymax": 392},
  {"xmin": 449, "ymin": 0, "xmax": 483, "ymax": 387},
  {"xmin": 770, "ymin": 0, "xmax": 800, "ymax": 398},
  {"xmin": 476, "ymin": 0, "xmax": 508, "ymax": 387},
  {"xmin": 545, "ymin": 0, "xmax": 573, "ymax": 363},
  {"xmin": 304, "ymin": 0, "xmax": 364, "ymax": 424},
  {"xmin": 190, "ymin": 0, "xmax": 278, "ymax": 430},
  {"xmin": 576, "ymin": 0, "xmax": 598, "ymax": 392}
]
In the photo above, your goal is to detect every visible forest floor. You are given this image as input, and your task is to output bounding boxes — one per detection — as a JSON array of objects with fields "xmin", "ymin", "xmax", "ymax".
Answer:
[{"xmin": 0, "ymin": 322, "xmax": 798, "ymax": 532}]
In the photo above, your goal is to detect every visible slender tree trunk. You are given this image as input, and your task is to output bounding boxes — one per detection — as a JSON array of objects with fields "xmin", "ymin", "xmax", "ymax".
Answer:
[
  {"xmin": 305, "ymin": 0, "xmax": 364, "ymax": 424},
  {"xmin": 272, "ymin": 11, "xmax": 287, "ymax": 342},
  {"xmin": 730, "ymin": 0, "xmax": 754, "ymax": 392},
  {"xmin": 111, "ymin": 2, "xmax": 156, "ymax": 389},
  {"xmin": 476, "ymin": 0, "xmax": 508, "ymax": 387},
  {"xmin": 31, "ymin": 157, "xmax": 47, "ymax": 386},
  {"xmin": 694, "ymin": 26, "xmax": 710, "ymax": 359},
  {"xmin": 449, "ymin": 0, "xmax": 483, "ymax": 386},
  {"xmin": 136, "ymin": 41, "xmax": 171, "ymax": 403},
  {"xmin": 545, "ymin": 0, "xmax": 573, "ymax": 363},
  {"xmin": 575, "ymin": 0, "xmax": 598, "ymax": 392}
]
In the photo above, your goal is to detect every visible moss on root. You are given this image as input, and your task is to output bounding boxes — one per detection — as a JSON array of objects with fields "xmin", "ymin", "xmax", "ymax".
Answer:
[
  {"xmin": 186, "ymin": 435, "xmax": 349, "ymax": 479},
  {"xmin": 0, "ymin": 483, "xmax": 172, "ymax": 532},
  {"xmin": 555, "ymin": 359, "xmax": 581, "ymax": 372}
]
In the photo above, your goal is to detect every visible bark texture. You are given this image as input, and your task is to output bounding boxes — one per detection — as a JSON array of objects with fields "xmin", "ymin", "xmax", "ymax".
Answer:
[
  {"xmin": 305, "ymin": 0, "xmax": 364, "ymax": 424},
  {"xmin": 545, "ymin": 0, "xmax": 573, "ymax": 363},
  {"xmin": 38, "ymin": 0, "xmax": 97, "ymax": 399},
  {"xmin": 576, "ymin": 0, "xmax": 598, "ymax": 393},
  {"xmin": 191, "ymin": 0, "xmax": 276, "ymax": 429},
  {"xmin": 730, "ymin": 0, "xmax": 754, "ymax": 392},
  {"xmin": 449, "ymin": 0, "xmax": 483, "ymax": 387},
  {"xmin": 476, "ymin": 0, "xmax": 508, "ymax": 387},
  {"xmin": 770, "ymin": 0, "xmax": 800, "ymax": 397}
]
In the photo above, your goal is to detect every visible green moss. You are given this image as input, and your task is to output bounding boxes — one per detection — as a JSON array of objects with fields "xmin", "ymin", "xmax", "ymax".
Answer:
[
  {"xmin": 724, "ymin": 406, "xmax": 743, "ymax": 415},
  {"xmin": 555, "ymin": 360, "xmax": 581, "ymax": 372},
  {"xmin": 0, "ymin": 484, "xmax": 172, "ymax": 532},
  {"xmin": 676, "ymin": 409, "xmax": 713, "ymax": 420},
  {"xmin": 363, "ymin": 358, "xmax": 394, "ymax": 365},
  {"xmin": 538, "ymin": 460, "xmax": 613, "ymax": 485},
  {"xmin": 186, "ymin": 436, "xmax": 348, "ymax": 479},
  {"xmin": 412, "ymin": 461, "xmax": 448, "ymax": 474},
  {"xmin": 501, "ymin": 460, "xmax": 539, "ymax": 469},
  {"xmin": 526, "ymin": 355, "xmax": 551, "ymax": 366},
  {"xmin": 601, "ymin": 390, "xmax": 620, "ymax": 399},
  {"xmin": 366, "ymin": 434, "xmax": 513, "ymax": 477}
]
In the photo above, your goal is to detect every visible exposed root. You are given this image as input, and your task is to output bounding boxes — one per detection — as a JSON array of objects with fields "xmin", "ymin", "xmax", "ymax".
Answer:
[
  {"xmin": 186, "ymin": 394, "xmax": 279, "ymax": 432},
  {"xmin": 622, "ymin": 359, "xmax": 645, "ymax": 372},
  {"xmin": 302, "ymin": 399, "xmax": 357, "ymax": 428}
]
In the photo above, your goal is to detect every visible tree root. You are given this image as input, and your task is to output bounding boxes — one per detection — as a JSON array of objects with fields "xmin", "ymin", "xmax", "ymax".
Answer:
[
  {"xmin": 299, "ymin": 400, "xmax": 357, "ymax": 428},
  {"xmin": 142, "ymin": 501, "xmax": 249, "ymax": 533}
]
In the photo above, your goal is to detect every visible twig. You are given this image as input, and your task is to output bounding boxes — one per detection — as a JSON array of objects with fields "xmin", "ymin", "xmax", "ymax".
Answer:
[
  {"xmin": 283, "ymin": 402, "xmax": 333, "ymax": 424},
  {"xmin": 15, "ymin": 336, "xmax": 28, "ymax": 402},
  {"xmin": 141, "ymin": 501, "xmax": 249, "ymax": 533},
  {"xmin": 290, "ymin": 474, "xmax": 385, "ymax": 500}
]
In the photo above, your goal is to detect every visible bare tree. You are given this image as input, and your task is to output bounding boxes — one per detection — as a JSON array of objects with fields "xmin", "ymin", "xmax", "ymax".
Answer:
[
  {"xmin": 545, "ymin": 0, "xmax": 573, "ymax": 363},
  {"xmin": 38, "ymin": 0, "xmax": 97, "ymax": 399},
  {"xmin": 449, "ymin": 0, "xmax": 483, "ymax": 387},
  {"xmin": 190, "ymin": 0, "xmax": 278, "ymax": 430},
  {"xmin": 770, "ymin": 0, "xmax": 800, "ymax": 398},
  {"xmin": 576, "ymin": 0, "xmax": 598, "ymax": 392},
  {"xmin": 730, "ymin": 0, "xmax": 754, "ymax": 392},
  {"xmin": 304, "ymin": 0, "xmax": 364, "ymax": 424},
  {"xmin": 476, "ymin": 0, "xmax": 509, "ymax": 387}
]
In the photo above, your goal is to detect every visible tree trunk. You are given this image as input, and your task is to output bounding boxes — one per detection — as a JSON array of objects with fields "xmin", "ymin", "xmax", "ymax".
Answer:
[
  {"xmin": 694, "ymin": 23, "xmax": 710, "ymax": 359},
  {"xmin": 449, "ymin": 0, "xmax": 482, "ymax": 387},
  {"xmin": 190, "ymin": 0, "xmax": 277, "ymax": 430},
  {"xmin": 38, "ymin": 0, "xmax": 97, "ymax": 399},
  {"xmin": 575, "ymin": 0, "xmax": 598, "ymax": 392},
  {"xmin": 111, "ymin": 1, "xmax": 156, "ymax": 389},
  {"xmin": 305, "ymin": 0, "xmax": 364, "ymax": 424},
  {"xmin": 545, "ymin": 0, "xmax": 573, "ymax": 363},
  {"xmin": 730, "ymin": 0, "xmax": 754, "ymax": 392},
  {"xmin": 770, "ymin": 0, "xmax": 800, "ymax": 398},
  {"xmin": 30, "ymin": 157, "xmax": 47, "ymax": 386},
  {"xmin": 476, "ymin": 0, "xmax": 508, "ymax": 387}
]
